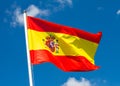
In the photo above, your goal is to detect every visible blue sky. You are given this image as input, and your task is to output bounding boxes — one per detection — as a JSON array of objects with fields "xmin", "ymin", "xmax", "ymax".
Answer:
[{"xmin": 0, "ymin": 0, "xmax": 120, "ymax": 86}]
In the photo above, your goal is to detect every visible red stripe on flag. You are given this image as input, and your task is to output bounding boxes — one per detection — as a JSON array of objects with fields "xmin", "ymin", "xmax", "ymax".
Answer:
[
  {"xmin": 27, "ymin": 16, "xmax": 102, "ymax": 44},
  {"xmin": 30, "ymin": 50, "xmax": 99, "ymax": 72}
]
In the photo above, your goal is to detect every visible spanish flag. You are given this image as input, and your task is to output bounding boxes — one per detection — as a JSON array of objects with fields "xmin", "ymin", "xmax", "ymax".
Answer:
[{"xmin": 27, "ymin": 16, "xmax": 102, "ymax": 72}]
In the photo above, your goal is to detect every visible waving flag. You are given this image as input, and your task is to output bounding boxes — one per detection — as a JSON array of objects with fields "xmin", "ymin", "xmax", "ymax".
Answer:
[{"xmin": 27, "ymin": 16, "xmax": 102, "ymax": 72}]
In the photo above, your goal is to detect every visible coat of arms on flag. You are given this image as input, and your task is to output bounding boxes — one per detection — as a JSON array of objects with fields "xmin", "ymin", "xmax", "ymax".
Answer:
[{"xmin": 42, "ymin": 35, "xmax": 59, "ymax": 53}]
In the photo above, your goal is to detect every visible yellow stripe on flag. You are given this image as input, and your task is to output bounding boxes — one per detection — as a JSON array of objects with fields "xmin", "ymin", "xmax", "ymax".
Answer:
[{"xmin": 28, "ymin": 29, "xmax": 98, "ymax": 64}]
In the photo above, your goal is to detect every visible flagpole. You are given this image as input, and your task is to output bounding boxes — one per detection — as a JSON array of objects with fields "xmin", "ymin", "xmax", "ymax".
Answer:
[{"xmin": 23, "ymin": 10, "xmax": 34, "ymax": 86}]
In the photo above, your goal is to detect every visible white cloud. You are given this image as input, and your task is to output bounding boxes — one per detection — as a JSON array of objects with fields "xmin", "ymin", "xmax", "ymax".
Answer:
[
  {"xmin": 116, "ymin": 10, "xmax": 120, "ymax": 15},
  {"xmin": 11, "ymin": 7, "xmax": 23, "ymax": 27},
  {"xmin": 27, "ymin": 5, "xmax": 49, "ymax": 17},
  {"xmin": 56, "ymin": 0, "xmax": 72, "ymax": 6},
  {"xmin": 66, "ymin": 0, "xmax": 72, "ymax": 6},
  {"xmin": 11, "ymin": 4, "xmax": 50, "ymax": 27},
  {"xmin": 7, "ymin": 1, "xmax": 73, "ymax": 27},
  {"xmin": 61, "ymin": 77, "xmax": 92, "ymax": 86},
  {"xmin": 51, "ymin": 0, "xmax": 73, "ymax": 12},
  {"xmin": 61, "ymin": 77, "xmax": 108, "ymax": 86}
]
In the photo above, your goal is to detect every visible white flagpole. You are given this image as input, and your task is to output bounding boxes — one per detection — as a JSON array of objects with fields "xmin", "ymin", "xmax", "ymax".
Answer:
[{"xmin": 23, "ymin": 10, "xmax": 34, "ymax": 86}]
